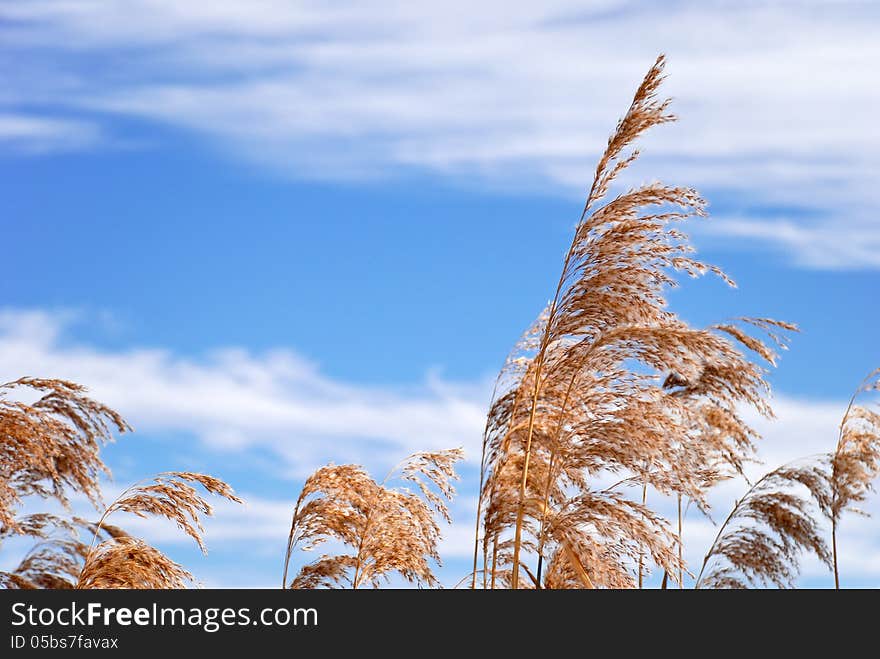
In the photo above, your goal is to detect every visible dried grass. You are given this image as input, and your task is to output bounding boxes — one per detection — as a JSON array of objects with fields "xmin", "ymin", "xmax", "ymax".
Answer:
[
  {"xmin": 1, "ymin": 516, "xmax": 126, "ymax": 589},
  {"xmin": 0, "ymin": 378, "xmax": 129, "ymax": 531},
  {"xmin": 283, "ymin": 449, "xmax": 463, "ymax": 589},
  {"xmin": 830, "ymin": 368, "xmax": 880, "ymax": 587},
  {"xmin": 77, "ymin": 472, "xmax": 243, "ymax": 589},
  {"xmin": 91, "ymin": 472, "xmax": 242, "ymax": 554},
  {"xmin": 696, "ymin": 460, "xmax": 832, "ymax": 588},
  {"xmin": 78, "ymin": 537, "xmax": 194, "ymax": 589},
  {"xmin": 475, "ymin": 55, "xmax": 788, "ymax": 588},
  {"xmin": 1, "ymin": 375, "xmax": 241, "ymax": 589}
]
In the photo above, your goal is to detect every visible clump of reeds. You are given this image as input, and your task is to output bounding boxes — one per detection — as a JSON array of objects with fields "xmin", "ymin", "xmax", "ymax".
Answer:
[
  {"xmin": 1, "ymin": 377, "xmax": 130, "ymax": 588},
  {"xmin": 77, "ymin": 472, "xmax": 243, "ymax": 589},
  {"xmin": 283, "ymin": 448, "xmax": 463, "ymax": 589},
  {"xmin": 4, "ymin": 58, "xmax": 877, "ymax": 592},
  {"xmin": 473, "ymin": 55, "xmax": 790, "ymax": 589},
  {"xmin": 0, "ymin": 378, "xmax": 129, "ymax": 532},
  {"xmin": 691, "ymin": 367, "xmax": 880, "ymax": 589},
  {"xmin": 0, "ymin": 516, "xmax": 125, "ymax": 589},
  {"xmin": 0, "ymin": 375, "xmax": 242, "ymax": 589}
]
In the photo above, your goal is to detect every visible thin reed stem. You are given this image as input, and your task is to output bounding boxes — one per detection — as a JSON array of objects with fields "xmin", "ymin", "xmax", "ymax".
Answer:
[
  {"xmin": 677, "ymin": 494, "xmax": 683, "ymax": 589},
  {"xmin": 638, "ymin": 477, "xmax": 647, "ymax": 588}
]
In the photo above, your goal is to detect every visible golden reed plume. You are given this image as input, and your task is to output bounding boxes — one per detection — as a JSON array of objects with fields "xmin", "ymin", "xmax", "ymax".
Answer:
[
  {"xmin": 283, "ymin": 449, "xmax": 463, "ymax": 589},
  {"xmin": 1, "ymin": 376, "xmax": 243, "ymax": 589},
  {"xmin": 473, "ymin": 56, "xmax": 792, "ymax": 588},
  {"xmin": 1, "ymin": 516, "xmax": 125, "ymax": 589},
  {"xmin": 0, "ymin": 377, "xmax": 129, "ymax": 530},
  {"xmin": 78, "ymin": 472, "xmax": 243, "ymax": 589},
  {"xmin": 696, "ymin": 460, "xmax": 831, "ymax": 588},
  {"xmin": 695, "ymin": 368, "xmax": 880, "ymax": 589},
  {"xmin": 829, "ymin": 368, "xmax": 880, "ymax": 587}
]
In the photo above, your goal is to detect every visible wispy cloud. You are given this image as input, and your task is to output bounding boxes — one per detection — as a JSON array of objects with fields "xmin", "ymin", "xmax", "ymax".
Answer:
[
  {"xmin": 2, "ymin": 1, "xmax": 878, "ymax": 267},
  {"xmin": 700, "ymin": 216, "xmax": 880, "ymax": 270},
  {"xmin": 0, "ymin": 113, "xmax": 99, "ymax": 153},
  {"xmin": 0, "ymin": 309, "xmax": 488, "ymax": 476}
]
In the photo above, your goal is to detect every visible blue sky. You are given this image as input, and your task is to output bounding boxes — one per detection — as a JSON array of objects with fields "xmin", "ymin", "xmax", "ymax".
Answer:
[{"xmin": 1, "ymin": 1, "xmax": 878, "ymax": 588}]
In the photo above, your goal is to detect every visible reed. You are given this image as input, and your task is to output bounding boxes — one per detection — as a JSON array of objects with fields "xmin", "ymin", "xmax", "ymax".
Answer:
[
  {"xmin": 828, "ymin": 368, "xmax": 880, "ymax": 588},
  {"xmin": 696, "ymin": 460, "xmax": 831, "ymax": 588},
  {"xmin": 283, "ymin": 449, "xmax": 463, "ymax": 589},
  {"xmin": 0, "ymin": 377, "xmax": 129, "ymax": 531},
  {"xmin": 77, "ymin": 472, "xmax": 243, "ymax": 589},
  {"xmin": 0, "ymin": 375, "xmax": 242, "ymax": 589},
  {"xmin": 475, "ymin": 56, "xmax": 788, "ymax": 588}
]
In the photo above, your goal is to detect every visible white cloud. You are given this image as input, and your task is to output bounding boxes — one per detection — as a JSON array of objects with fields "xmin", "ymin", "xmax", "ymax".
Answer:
[
  {"xmin": 0, "ymin": 113, "xmax": 99, "ymax": 152},
  {"xmin": 0, "ymin": 309, "xmax": 488, "ymax": 476},
  {"xmin": 1, "ymin": 1, "xmax": 878, "ymax": 267},
  {"xmin": 698, "ymin": 216, "xmax": 880, "ymax": 270}
]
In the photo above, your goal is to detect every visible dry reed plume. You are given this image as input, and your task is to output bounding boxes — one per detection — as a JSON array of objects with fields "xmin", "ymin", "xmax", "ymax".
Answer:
[
  {"xmin": 473, "ymin": 55, "xmax": 792, "ymax": 589},
  {"xmin": 1, "ymin": 516, "xmax": 125, "ymax": 589},
  {"xmin": 0, "ymin": 375, "xmax": 242, "ymax": 589},
  {"xmin": 77, "ymin": 537, "xmax": 195, "ymax": 590},
  {"xmin": 695, "ymin": 460, "xmax": 831, "ymax": 588},
  {"xmin": 1, "ymin": 377, "xmax": 130, "ymax": 588},
  {"xmin": 77, "ymin": 472, "xmax": 243, "ymax": 589},
  {"xmin": 0, "ymin": 378, "xmax": 129, "ymax": 532},
  {"xmin": 694, "ymin": 368, "xmax": 880, "ymax": 589},
  {"xmin": 283, "ymin": 449, "xmax": 463, "ymax": 589},
  {"xmin": 830, "ymin": 368, "xmax": 880, "ymax": 587}
]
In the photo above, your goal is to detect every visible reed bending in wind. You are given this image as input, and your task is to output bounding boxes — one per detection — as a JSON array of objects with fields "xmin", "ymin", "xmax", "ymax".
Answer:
[
  {"xmin": 0, "ymin": 377, "xmax": 129, "ymax": 533},
  {"xmin": 1, "ymin": 377, "xmax": 129, "ymax": 589},
  {"xmin": 77, "ymin": 472, "xmax": 243, "ymax": 589},
  {"xmin": 694, "ymin": 367, "xmax": 880, "ymax": 589},
  {"xmin": 4, "ymin": 58, "xmax": 875, "ymax": 592},
  {"xmin": 829, "ymin": 368, "xmax": 880, "ymax": 588},
  {"xmin": 695, "ymin": 460, "xmax": 831, "ymax": 589},
  {"xmin": 0, "ymin": 516, "xmax": 125, "ymax": 589},
  {"xmin": 283, "ymin": 448, "xmax": 463, "ymax": 589},
  {"xmin": 473, "ymin": 55, "xmax": 793, "ymax": 589},
  {"xmin": 0, "ymin": 376, "xmax": 243, "ymax": 589}
]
